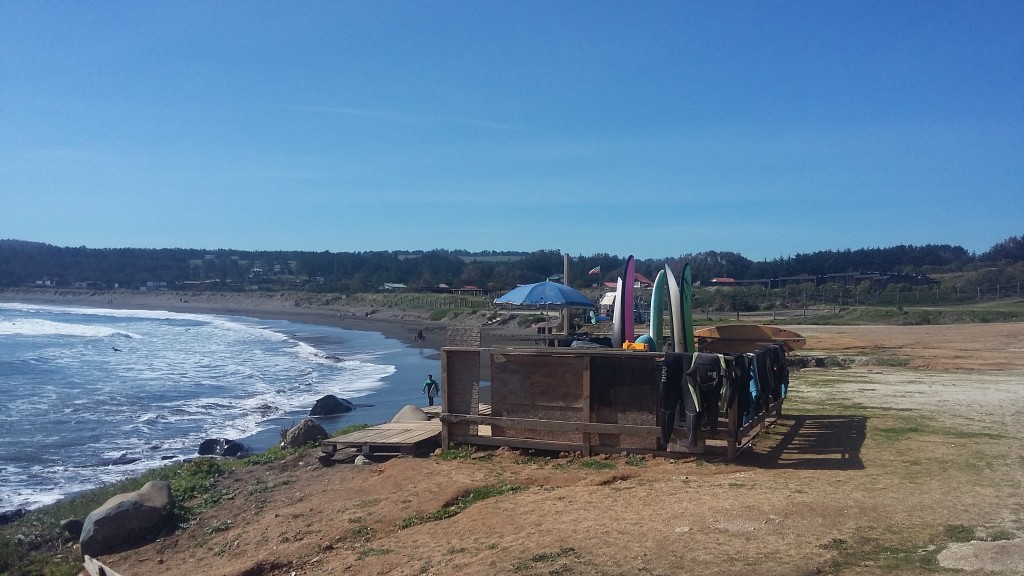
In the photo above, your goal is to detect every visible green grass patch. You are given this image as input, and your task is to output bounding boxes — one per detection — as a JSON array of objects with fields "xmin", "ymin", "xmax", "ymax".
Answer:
[
  {"xmin": 429, "ymin": 309, "xmax": 454, "ymax": 321},
  {"xmin": 818, "ymin": 537, "xmax": 848, "ymax": 551},
  {"xmin": 247, "ymin": 478, "xmax": 292, "ymax": 496},
  {"xmin": 398, "ymin": 484, "xmax": 523, "ymax": 529},
  {"xmin": 204, "ymin": 520, "xmax": 233, "ymax": 535},
  {"xmin": 514, "ymin": 455, "xmax": 549, "ymax": 466},
  {"xmin": 332, "ymin": 423, "xmax": 373, "ymax": 437},
  {"xmin": 873, "ymin": 356, "xmax": 912, "ymax": 367},
  {"xmin": 944, "ymin": 429, "xmax": 1007, "ymax": 440},
  {"xmin": 800, "ymin": 303, "xmax": 1024, "ymax": 327},
  {"xmin": 357, "ymin": 497, "xmax": 382, "ymax": 509},
  {"xmin": 624, "ymin": 454, "xmax": 647, "ymax": 467},
  {"xmin": 984, "ymin": 527, "xmax": 1017, "ymax": 541},
  {"xmin": 438, "ymin": 445, "xmax": 475, "ymax": 460},
  {"xmin": 552, "ymin": 455, "xmax": 618, "ymax": 471},
  {"xmin": 943, "ymin": 523, "xmax": 977, "ymax": 543},
  {"xmin": 241, "ymin": 443, "xmax": 314, "ymax": 466},
  {"xmin": 357, "ymin": 546, "xmax": 393, "ymax": 560},
  {"xmin": 578, "ymin": 459, "xmax": 617, "ymax": 471},
  {"xmin": 873, "ymin": 425, "xmax": 927, "ymax": 443},
  {"xmin": 511, "ymin": 546, "xmax": 579, "ymax": 572},
  {"xmin": 818, "ymin": 535, "xmax": 941, "ymax": 573}
]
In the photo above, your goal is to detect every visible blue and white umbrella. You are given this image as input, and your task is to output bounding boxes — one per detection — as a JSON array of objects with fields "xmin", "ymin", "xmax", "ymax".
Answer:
[{"xmin": 494, "ymin": 281, "xmax": 595, "ymax": 309}]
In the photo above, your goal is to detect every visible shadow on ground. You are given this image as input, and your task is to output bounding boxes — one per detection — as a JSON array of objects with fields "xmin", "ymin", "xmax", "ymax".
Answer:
[{"xmin": 748, "ymin": 415, "xmax": 867, "ymax": 470}]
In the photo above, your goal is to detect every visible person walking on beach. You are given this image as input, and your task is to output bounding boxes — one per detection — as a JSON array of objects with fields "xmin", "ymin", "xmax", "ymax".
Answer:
[{"xmin": 422, "ymin": 374, "xmax": 440, "ymax": 407}]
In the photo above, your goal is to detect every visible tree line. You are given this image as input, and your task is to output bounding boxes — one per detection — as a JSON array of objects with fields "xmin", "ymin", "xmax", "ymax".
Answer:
[{"xmin": 0, "ymin": 236, "xmax": 1021, "ymax": 294}]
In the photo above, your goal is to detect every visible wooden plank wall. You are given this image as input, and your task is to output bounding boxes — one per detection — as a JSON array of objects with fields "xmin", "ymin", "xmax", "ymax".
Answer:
[
  {"xmin": 590, "ymin": 355, "xmax": 660, "ymax": 449},
  {"xmin": 490, "ymin": 352, "xmax": 589, "ymax": 443},
  {"xmin": 441, "ymin": 348, "xmax": 480, "ymax": 445}
]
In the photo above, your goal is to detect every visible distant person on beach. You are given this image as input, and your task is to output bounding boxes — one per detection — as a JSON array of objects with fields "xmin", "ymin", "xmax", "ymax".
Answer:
[
  {"xmin": 415, "ymin": 329, "xmax": 425, "ymax": 342},
  {"xmin": 422, "ymin": 374, "xmax": 440, "ymax": 407}
]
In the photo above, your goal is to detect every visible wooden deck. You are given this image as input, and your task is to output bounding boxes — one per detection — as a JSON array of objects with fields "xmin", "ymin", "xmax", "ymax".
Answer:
[{"xmin": 320, "ymin": 420, "xmax": 441, "ymax": 458}]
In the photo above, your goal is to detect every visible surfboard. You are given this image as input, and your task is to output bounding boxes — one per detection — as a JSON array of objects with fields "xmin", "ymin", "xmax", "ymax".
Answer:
[
  {"xmin": 611, "ymin": 277, "xmax": 624, "ymax": 349},
  {"xmin": 681, "ymin": 263, "xmax": 695, "ymax": 353},
  {"xmin": 693, "ymin": 325, "xmax": 806, "ymax": 354},
  {"xmin": 622, "ymin": 256, "xmax": 635, "ymax": 343},
  {"xmin": 648, "ymin": 269, "xmax": 667, "ymax": 352},
  {"xmin": 665, "ymin": 264, "xmax": 682, "ymax": 353}
]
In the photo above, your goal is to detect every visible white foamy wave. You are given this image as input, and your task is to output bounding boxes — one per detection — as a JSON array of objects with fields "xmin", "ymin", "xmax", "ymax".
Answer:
[
  {"xmin": 0, "ymin": 318, "xmax": 141, "ymax": 339},
  {"xmin": 0, "ymin": 302, "xmax": 441, "ymax": 513}
]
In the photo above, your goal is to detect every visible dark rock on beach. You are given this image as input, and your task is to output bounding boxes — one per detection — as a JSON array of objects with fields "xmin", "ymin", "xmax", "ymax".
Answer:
[
  {"xmin": 0, "ymin": 508, "xmax": 27, "ymax": 526},
  {"xmin": 105, "ymin": 455, "xmax": 142, "ymax": 466},
  {"xmin": 198, "ymin": 438, "xmax": 246, "ymax": 457},
  {"xmin": 309, "ymin": 394, "xmax": 356, "ymax": 416},
  {"xmin": 61, "ymin": 517, "xmax": 84, "ymax": 539},
  {"xmin": 80, "ymin": 480, "xmax": 174, "ymax": 557},
  {"xmin": 280, "ymin": 418, "xmax": 328, "ymax": 449}
]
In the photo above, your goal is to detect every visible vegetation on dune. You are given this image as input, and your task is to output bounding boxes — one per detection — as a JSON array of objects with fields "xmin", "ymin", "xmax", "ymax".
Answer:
[{"xmin": 0, "ymin": 435, "xmax": 347, "ymax": 576}]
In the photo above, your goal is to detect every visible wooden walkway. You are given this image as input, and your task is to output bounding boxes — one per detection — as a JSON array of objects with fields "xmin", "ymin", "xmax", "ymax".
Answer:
[{"xmin": 320, "ymin": 420, "xmax": 441, "ymax": 459}]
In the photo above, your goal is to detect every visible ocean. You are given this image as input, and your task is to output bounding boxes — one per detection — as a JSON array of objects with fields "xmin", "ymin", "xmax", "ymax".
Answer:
[{"xmin": 0, "ymin": 302, "xmax": 440, "ymax": 513}]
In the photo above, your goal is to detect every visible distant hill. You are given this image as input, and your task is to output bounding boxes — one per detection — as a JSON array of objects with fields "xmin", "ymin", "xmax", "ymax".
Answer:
[{"xmin": 0, "ymin": 236, "xmax": 1020, "ymax": 293}]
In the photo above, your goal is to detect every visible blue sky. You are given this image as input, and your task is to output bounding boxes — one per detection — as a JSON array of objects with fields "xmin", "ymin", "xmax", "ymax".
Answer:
[{"xmin": 2, "ymin": 2, "xmax": 1021, "ymax": 261}]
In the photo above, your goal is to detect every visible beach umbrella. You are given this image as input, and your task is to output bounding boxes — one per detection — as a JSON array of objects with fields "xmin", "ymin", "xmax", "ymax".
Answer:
[{"xmin": 494, "ymin": 281, "xmax": 595, "ymax": 309}]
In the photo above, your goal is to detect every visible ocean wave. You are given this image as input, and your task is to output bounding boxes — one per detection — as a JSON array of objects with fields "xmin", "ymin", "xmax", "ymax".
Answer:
[
  {"xmin": 0, "ymin": 318, "xmax": 142, "ymax": 339},
  {"xmin": 0, "ymin": 303, "xmax": 439, "ymax": 513}
]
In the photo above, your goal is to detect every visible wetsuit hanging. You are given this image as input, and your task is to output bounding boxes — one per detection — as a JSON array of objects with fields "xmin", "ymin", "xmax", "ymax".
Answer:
[
  {"xmin": 659, "ymin": 353, "xmax": 692, "ymax": 447},
  {"xmin": 685, "ymin": 352, "xmax": 726, "ymax": 446}
]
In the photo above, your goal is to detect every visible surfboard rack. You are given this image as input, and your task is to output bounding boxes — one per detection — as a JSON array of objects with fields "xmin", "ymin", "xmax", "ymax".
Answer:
[{"xmin": 439, "ymin": 346, "xmax": 786, "ymax": 460}]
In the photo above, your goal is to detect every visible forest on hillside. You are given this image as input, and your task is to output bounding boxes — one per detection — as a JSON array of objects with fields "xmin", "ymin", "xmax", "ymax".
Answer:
[{"xmin": 0, "ymin": 236, "xmax": 1022, "ymax": 295}]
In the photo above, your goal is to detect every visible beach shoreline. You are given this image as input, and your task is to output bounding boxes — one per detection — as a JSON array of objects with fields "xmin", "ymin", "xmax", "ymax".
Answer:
[{"xmin": 0, "ymin": 287, "xmax": 452, "ymax": 353}]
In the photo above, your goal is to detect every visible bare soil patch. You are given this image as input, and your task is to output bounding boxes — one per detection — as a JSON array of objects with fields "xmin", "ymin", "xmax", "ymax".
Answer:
[{"xmin": 86, "ymin": 322, "xmax": 1024, "ymax": 575}]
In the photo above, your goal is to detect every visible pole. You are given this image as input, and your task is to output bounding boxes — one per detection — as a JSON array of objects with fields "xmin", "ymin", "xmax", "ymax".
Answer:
[{"xmin": 562, "ymin": 252, "xmax": 571, "ymax": 336}]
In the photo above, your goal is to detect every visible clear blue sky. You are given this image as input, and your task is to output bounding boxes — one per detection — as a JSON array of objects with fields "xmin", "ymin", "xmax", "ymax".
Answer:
[{"xmin": 2, "ymin": 2, "xmax": 1022, "ymax": 261}]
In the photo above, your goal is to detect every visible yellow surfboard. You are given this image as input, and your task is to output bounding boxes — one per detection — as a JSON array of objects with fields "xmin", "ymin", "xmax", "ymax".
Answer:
[{"xmin": 693, "ymin": 325, "xmax": 805, "ymax": 354}]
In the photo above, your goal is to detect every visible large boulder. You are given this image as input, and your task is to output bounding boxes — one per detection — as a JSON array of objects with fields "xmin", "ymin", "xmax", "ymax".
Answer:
[
  {"xmin": 61, "ymin": 517, "xmax": 84, "ymax": 539},
  {"xmin": 280, "ymin": 418, "xmax": 329, "ymax": 449},
  {"xmin": 0, "ymin": 508, "xmax": 26, "ymax": 526},
  {"xmin": 391, "ymin": 404, "xmax": 430, "ymax": 423},
  {"xmin": 309, "ymin": 395, "xmax": 356, "ymax": 416},
  {"xmin": 197, "ymin": 438, "xmax": 246, "ymax": 457},
  {"xmin": 80, "ymin": 480, "xmax": 173, "ymax": 557}
]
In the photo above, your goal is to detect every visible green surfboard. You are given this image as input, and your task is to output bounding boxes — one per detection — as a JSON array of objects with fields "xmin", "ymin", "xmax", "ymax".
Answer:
[{"xmin": 648, "ymin": 269, "xmax": 667, "ymax": 352}]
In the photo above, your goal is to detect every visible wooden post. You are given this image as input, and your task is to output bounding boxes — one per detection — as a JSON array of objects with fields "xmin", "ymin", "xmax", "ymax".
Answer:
[
  {"xmin": 441, "ymin": 351, "xmax": 451, "ymax": 450},
  {"xmin": 581, "ymin": 356, "xmax": 592, "ymax": 457},
  {"xmin": 727, "ymin": 385, "xmax": 740, "ymax": 460}
]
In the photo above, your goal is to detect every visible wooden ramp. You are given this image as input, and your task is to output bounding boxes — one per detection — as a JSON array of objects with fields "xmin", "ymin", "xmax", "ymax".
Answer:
[{"xmin": 321, "ymin": 420, "xmax": 441, "ymax": 459}]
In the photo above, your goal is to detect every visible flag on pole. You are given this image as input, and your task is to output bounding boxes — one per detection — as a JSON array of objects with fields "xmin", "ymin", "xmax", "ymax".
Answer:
[{"xmin": 588, "ymin": 266, "xmax": 601, "ymax": 275}]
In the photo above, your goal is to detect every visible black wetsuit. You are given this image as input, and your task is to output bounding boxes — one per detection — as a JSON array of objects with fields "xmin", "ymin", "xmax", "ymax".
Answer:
[{"xmin": 659, "ymin": 353, "xmax": 691, "ymax": 447}]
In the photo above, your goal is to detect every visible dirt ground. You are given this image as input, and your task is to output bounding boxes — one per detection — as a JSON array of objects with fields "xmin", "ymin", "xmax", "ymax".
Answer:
[{"xmin": 88, "ymin": 322, "xmax": 1024, "ymax": 576}]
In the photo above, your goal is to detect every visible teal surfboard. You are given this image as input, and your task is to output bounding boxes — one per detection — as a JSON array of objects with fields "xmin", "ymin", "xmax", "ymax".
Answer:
[
  {"xmin": 665, "ymin": 264, "xmax": 683, "ymax": 353},
  {"xmin": 682, "ymin": 263, "xmax": 695, "ymax": 353},
  {"xmin": 648, "ymin": 269, "xmax": 666, "ymax": 352}
]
